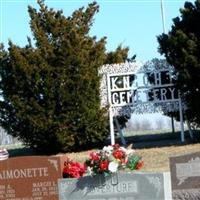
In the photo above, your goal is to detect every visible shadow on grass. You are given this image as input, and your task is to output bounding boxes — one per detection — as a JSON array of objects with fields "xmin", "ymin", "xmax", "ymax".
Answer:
[
  {"xmin": 6, "ymin": 130, "xmax": 200, "ymax": 157},
  {"xmin": 7, "ymin": 147, "xmax": 36, "ymax": 157},
  {"xmin": 113, "ymin": 130, "xmax": 200, "ymax": 149}
]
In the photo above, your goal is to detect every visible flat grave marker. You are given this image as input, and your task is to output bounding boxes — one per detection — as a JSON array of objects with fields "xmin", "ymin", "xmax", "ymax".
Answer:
[
  {"xmin": 0, "ymin": 155, "xmax": 65, "ymax": 200},
  {"xmin": 169, "ymin": 151, "xmax": 200, "ymax": 199},
  {"xmin": 58, "ymin": 171, "xmax": 172, "ymax": 200}
]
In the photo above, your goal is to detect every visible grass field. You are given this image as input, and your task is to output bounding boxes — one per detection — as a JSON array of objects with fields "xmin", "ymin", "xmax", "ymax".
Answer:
[
  {"xmin": 61, "ymin": 142, "xmax": 200, "ymax": 172},
  {"xmin": 136, "ymin": 143, "xmax": 200, "ymax": 172},
  {"xmin": 3, "ymin": 130, "xmax": 200, "ymax": 173},
  {"xmin": 57, "ymin": 130, "xmax": 200, "ymax": 172}
]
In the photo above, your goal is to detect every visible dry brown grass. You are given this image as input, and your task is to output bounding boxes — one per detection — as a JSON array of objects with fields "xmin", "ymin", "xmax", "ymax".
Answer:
[
  {"xmin": 60, "ymin": 142, "xmax": 200, "ymax": 172},
  {"xmin": 136, "ymin": 143, "xmax": 200, "ymax": 172},
  {"xmin": 6, "ymin": 130, "xmax": 200, "ymax": 173}
]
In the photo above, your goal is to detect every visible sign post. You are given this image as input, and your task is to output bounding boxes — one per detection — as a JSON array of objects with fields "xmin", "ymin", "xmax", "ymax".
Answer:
[
  {"xmin": 178, "ymin": 92, "xmax": 185, "ymax": 142},
  {"xmin": 109, "ymin": 107, "xmax": 115, "ymax": 145},
  {"xmin": 107, "ymin": 74, "xmax": 115, "ymax": 145}
]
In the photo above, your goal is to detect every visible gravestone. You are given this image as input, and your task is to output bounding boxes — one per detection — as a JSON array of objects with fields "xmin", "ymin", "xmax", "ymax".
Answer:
[
  {"xmin": 0, "ymin": 155, "xmax": 65, "ymax": 200},
  {"xmin": 58, "ymin": 171, "xmax": 172, "ymax": 200},
  {"xmin": 169, "ymin": 151, "xmax": 200, "ymax": 199}
]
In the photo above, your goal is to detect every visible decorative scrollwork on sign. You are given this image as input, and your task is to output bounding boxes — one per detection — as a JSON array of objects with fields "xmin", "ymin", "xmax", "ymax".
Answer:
[
  {"xmin": 140, "ymin": 58, "xmax": 175, "ymax": 72},
  {"xmin": 99, "ymin": 62, "xmax": 143, "ymax": 75},
  {"xmin": 110, "ymin": 102, "xmax": 181, "ymax": 117},
  {"xmin": 99, "ymin": 60, "xmax": 186, "ymax": 117}
]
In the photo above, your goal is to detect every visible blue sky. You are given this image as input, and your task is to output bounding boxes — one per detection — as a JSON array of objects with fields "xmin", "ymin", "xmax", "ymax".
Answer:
[{"xmin": 0, "ymin": 0, "xmax": 195, "ymax": 62}]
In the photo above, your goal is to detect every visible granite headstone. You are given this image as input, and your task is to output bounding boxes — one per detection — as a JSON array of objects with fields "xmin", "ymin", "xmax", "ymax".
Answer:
[
  {"xmin": 0, "ymin": 155, "xmax": 65, "ymax": 200},
  {"xmin": 58, "ymin": 171, "xmax": 172, "ymax": 200},
  {"xmin": 169, "ymin": 151, "xmax": 200, "ymax": 200}
]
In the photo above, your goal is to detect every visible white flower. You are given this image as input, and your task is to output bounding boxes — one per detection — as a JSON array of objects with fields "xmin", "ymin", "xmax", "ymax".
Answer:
[
  {"xmin": 87, "ymin": 167, "xmax": 93, "ymax": 176},
  {"xmin": 119, "ymin": 147, "xmax": 127, "ymax": 152},
  {"xmin": 103, "ymin": 145, "xmax": 113, "ymax": 156},
  {"xmin": 103, "ymin": 145, "xmax": 113, "ymax": 152},
  {"xmin": 108, "ymin": 161, "xmax": 119, "ymax": 173}
]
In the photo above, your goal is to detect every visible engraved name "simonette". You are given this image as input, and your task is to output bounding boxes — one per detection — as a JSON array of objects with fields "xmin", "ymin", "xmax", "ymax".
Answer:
[{"xmin": 0, "ymin": 167, "xmax": 49, "ymax": 180}]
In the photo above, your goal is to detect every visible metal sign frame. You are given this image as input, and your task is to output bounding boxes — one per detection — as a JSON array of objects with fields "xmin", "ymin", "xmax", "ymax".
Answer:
[{"xmin": 106, "ymin": 70, "xmax": 185, "ymax": 145}]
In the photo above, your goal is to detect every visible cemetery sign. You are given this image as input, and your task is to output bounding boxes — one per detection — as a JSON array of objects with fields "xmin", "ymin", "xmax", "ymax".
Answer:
[
  {"xmin": 108, "ymin": 70, "xmax": 178, "ymax": 107},
  {"xmin": 99, "ymin": 62, "xmax": 185, "ymax": 145}
]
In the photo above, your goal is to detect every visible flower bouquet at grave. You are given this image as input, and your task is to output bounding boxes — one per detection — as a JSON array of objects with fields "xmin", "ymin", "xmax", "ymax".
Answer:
[
  {"xmin": 62, "ymin": 144, "xmax": 144, "ymax": 178},
  {"xmin": 85, "ymin": 144, "xmax": 144, "ymax": 176}
]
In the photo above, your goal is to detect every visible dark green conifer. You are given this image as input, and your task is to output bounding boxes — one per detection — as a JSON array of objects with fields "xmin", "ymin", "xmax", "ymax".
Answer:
[
  {"xmin": 0, "ymin": 0, "xmax": 129, "ymax": 153},
  {"xmin": 158, "ymin": 0, "xmax": 200, "ymax": 125}
]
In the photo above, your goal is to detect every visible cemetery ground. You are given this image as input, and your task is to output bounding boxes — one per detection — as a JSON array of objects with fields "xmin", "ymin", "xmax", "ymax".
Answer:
[{"xmin": 5, "ymin": 129, "xmax": 200, "ymax": 173}]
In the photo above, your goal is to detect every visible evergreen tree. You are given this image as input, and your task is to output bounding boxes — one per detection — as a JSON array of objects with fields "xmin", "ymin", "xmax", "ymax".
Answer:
[
  {"xmin": 0, "ymin": 0, "xmax": 129, "ymax": 153},
  {"xmin": 157, "ymin": 0, "xmax": 200, "ymax": 125}
]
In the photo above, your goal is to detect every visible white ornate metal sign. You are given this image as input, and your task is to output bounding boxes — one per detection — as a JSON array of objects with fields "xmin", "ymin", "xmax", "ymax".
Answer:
[
  {"xmin": 108, "ymin": 70, "xmax": 178, "ymax": 107},
  {"xmin": 99, "ymin": 62, "xmax": 142, "ymax": 109},
  {"xmin": 99, "ymin": 61, "xmax": 185, "ymax": 144},
  {"xmin": 99, "ymin": 61, "xmax": 183, "ymax": 116}
]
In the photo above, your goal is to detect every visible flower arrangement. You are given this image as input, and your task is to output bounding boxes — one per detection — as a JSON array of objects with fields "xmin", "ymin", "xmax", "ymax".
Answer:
[
  {"xmin": 62, "ymin": 144, "xmax": 144, "ymax": 178},
  {"xmin": 85, "ymin": 144, "xmax": 143, "ymax": 176}
]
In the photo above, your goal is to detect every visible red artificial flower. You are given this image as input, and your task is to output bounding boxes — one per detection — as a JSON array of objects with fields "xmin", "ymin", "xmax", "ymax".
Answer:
[
  {"xmin": 112, "ymin": 144, "xmax": 120, "ymax": 149},
  {"xmin": 89, "ymin": 152, "xmax": 100, "ymax": 161},
  {"xmin": 63, "ymin": 159, "xmax": 86, "ymax": 178},
  {"xmin": 113, "ymin": 149, "xmax": 125, "ymax": 160},
  {"xmin": 136, "ymin": 160, "xmax": 144, "ymax": 170},
  {"xmin": 99, "ymin": 160, "xmax": 109, "ymax": 171}
]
